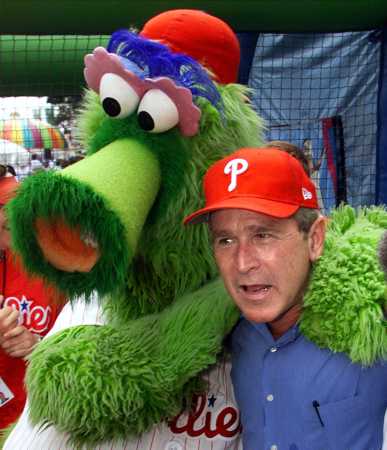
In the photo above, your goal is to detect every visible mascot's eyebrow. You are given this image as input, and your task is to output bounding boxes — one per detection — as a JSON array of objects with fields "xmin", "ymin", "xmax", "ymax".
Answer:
[{"xmin": 106, "ymin": 29, "xmax": 224, "ymax": 114}]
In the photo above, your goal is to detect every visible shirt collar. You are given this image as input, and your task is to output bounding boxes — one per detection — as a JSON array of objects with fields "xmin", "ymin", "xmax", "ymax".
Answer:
[{"xmin": 248, "ymin": 320, "xmax": 301, "ymax": 347}]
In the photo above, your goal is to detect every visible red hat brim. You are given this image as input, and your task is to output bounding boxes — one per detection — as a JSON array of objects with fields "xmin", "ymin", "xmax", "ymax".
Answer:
[{"xmin": 184, "ymin": 196, "xmax": 300, "ymax": 225}]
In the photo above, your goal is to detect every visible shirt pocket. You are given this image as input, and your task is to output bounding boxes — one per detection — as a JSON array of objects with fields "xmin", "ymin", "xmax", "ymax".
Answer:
[{"xmin": 317, "ymin": 394, "xmax": 383, "ymax": 450}]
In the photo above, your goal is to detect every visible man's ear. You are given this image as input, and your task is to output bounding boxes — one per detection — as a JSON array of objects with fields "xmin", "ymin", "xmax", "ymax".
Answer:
[{"xmin": 308, "ymin": 215, "xmax": 326, "ymax": 262}]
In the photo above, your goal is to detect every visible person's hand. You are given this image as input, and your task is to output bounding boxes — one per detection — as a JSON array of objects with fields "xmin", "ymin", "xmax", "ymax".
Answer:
[
  {"xmin": 1, "ymin": 325, "xmax": 40, "ymax": 358},
  {"xmin": 0, "ymin": 296, "xmax": 41, "ymax": 358},
  {"xmin": 0, "ymin": 304, "xmax": 19, "ymax": 337}
]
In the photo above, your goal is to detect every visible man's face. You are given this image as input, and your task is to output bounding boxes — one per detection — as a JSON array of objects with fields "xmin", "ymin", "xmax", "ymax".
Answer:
[
  {"xmin": 0, "ymin": 206, "xmax": 11, "ymax": 250},
  {"xmin": 211, "ymin": 209, "xmax": 325, "ymax": 325}
]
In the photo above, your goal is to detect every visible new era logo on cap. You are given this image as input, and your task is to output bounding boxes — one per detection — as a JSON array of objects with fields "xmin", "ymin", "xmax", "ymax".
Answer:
[
  {"xmin": 184, "ymin": 147, "xmax": 319, "ymax": 225},
  {"xmin": 302, "ymin": 187, "xmax": 313, "ymax": 200}
]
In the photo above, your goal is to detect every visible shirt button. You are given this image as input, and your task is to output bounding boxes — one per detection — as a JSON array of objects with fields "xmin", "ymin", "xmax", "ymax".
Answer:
[
  {"xmin": 270, "ymin": 446, "xmax": 278, "ymax": 450},
  {"xmin": 270, "ymin": 347, "xmax": 277, "ymax": 352},
  {"xmin": 266, "ymin": 394, "xmax": 274, "ymax": 402}
]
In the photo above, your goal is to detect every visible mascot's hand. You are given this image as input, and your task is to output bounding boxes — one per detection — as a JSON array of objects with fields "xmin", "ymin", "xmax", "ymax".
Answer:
[
  {"xmin": 26, "ymin": 278, "xmax": 238, "ymax": 446},
  {"xmin": 301, "ymin": 205, "xmax": 387, "ymax": 365}
]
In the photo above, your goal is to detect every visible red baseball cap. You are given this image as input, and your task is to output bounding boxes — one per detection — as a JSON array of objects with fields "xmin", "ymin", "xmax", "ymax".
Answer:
[
  {"xmin": 0, "ymin": 176, "xmax": 18, "ymax": 205},
  {"xmin": 140, "ymin": 9, "xmax": 240, "ymax": 84},
  {"xmin": 184, "ymin": 147, "xmax": 319, "ymax": 224}
]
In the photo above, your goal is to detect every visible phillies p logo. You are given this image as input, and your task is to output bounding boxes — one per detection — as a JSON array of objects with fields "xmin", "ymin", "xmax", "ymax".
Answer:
[{"xmin": 224, "ymin": 158, "xmax": 249, "ymax": 192}]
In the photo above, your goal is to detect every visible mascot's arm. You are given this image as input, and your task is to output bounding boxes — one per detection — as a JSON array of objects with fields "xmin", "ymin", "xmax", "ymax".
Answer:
[
  {"xmin": 26, "ymin": 278, "xmax": 239, "ymax": 446},
  {"xmin": 301, "ymin": 205, "xmax": 387, "ymax": 365}
]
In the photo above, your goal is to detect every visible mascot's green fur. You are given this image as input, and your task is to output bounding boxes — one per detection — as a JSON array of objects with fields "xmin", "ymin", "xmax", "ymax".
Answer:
[
  {"xmin": 301, "ymin": 206, "xmax": 386, "ymax": 365},
  {"xmin": 5, "ymin": 24, "xmax": 387, "ymax": 450}
]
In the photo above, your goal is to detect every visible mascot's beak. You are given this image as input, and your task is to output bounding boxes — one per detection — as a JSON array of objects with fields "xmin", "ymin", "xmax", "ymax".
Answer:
[
  {"xmin": 8, "ymin": 138, "xmax": 161, "ymax": 296},
  {"xmin": 35, "ymin": 138, "xmax": 161, "ymax": 273}
]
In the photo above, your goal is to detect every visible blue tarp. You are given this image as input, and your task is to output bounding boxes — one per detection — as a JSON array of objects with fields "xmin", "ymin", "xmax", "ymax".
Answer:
[{"xmin": 248, "ymin": 31, "xmax": 381, "ymax": 212}]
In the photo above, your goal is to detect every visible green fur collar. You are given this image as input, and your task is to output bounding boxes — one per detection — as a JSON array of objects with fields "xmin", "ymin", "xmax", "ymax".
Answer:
[{"xmin": 300, "ymin": 205, "xmax": 387, "ymax": 365}]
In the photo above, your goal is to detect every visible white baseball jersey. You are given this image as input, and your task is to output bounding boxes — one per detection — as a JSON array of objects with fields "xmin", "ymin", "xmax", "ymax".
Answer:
[{"xmin": 4, "ymin": 296, "xmax": 242, "ymax": 450}]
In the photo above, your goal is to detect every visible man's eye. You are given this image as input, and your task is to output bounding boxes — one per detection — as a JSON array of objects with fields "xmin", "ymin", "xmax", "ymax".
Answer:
[
  {"xmin": 216, "ymin": 237, "xmax": 233, "ymax": 247},
  {"xmin": 255, "ymin": 233, "xmax": 271, "ymax": 240}
]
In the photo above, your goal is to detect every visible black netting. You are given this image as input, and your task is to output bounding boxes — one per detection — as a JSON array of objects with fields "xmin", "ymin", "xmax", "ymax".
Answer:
[
  {"xmin": 0, "ymin": 34, "xmax": 108, "ymax": 176},
  {"xmin": 249, "ymin": 31, "xmax": 381, "ymax": 213},
  {"xmin": 0, "ymin": 31, "xmax": 382, "ymax": 205}
]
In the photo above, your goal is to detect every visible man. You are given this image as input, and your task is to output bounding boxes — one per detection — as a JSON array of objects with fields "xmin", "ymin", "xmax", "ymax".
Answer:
[
  {"xmin": 0, "ymin": 170, "xmax": 62, "ymax": 433},
  {"xmin": 184, "ymin": 147, "xmax": 387, "ymax": 450}
]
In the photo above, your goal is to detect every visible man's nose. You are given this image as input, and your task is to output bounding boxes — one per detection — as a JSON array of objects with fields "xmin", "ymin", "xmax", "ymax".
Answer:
[{"xmin": 235, "ymin": 242, "xmax": 260, "ymax": 273}]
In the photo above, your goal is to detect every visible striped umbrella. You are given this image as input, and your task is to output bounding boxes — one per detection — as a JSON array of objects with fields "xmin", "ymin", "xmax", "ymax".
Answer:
[{"xmin": 0, "ymin": 118, "xmax": 67, "ymax": 149}]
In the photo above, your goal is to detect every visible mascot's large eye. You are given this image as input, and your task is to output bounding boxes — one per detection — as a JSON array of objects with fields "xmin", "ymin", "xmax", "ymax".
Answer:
[
  {"xmin": 137, "ymin": 89, "xmax": 179, "ymax": 133},
  {"xmin": 100, "ymin": 73, "xmax": 140, "ymax": 119}
]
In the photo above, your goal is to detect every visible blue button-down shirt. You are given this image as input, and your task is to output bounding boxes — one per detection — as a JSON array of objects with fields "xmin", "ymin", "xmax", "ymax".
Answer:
[{"xmin": 231, "ymin": 318, "xmax": 387, "ymax": 450}]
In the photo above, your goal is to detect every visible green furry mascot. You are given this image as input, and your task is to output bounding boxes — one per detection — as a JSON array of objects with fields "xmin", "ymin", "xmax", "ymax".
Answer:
[
  {"xmin": 4, "ymin": 11, "xmax": 264, "ymax": 449},
  {"xmin": 3, "ymin": 9, "xmax": 387, "ymax": 450}
]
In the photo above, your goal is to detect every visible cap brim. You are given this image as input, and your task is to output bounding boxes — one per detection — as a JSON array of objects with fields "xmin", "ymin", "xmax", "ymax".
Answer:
[{"xmin": 183, "ymin": 197, "xmax": 300, "ymax": 225}]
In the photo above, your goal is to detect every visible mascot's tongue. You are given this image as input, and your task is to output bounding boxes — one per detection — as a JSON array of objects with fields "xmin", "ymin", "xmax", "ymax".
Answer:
[{"xmin": 35, "ymin": 218, "xmax": 99, "ymax": 272}]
